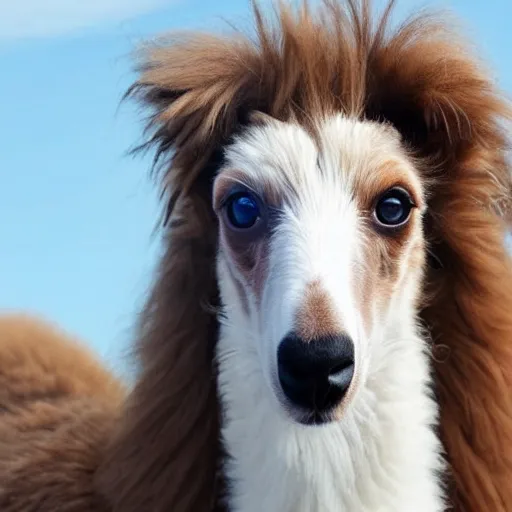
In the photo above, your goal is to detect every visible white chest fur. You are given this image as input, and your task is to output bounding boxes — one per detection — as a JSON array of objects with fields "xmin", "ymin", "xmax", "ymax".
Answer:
[{"xmin": 216, "ymin": 326, "xmax": 445, "ymax": 512}]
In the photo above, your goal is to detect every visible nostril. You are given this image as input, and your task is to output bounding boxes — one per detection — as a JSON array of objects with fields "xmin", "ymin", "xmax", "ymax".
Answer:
[
  {"xmin": 278, "ymin": 365, "xmax": 316, "ymax": 409},
  {"xmin": 277, "ymin": 333, "xmax": 355, "ymax": 414},
  {"xmin": 327, "ymin": 362, "xmax": 354, "ymax": 390}
]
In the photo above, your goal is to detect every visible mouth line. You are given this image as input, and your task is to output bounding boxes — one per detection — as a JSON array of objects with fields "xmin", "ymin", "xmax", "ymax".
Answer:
[
  {"xmin": 271, "ymin": 380, "xmax": 338, "ymax": 426},
  {"xmin": 297, "ymin": 409, "xmax": 335, "ymax": 426}
]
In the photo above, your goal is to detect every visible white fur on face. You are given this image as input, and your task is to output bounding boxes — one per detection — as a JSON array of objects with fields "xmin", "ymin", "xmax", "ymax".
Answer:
[{"xmin": 214, "ymin": 115, "xmax": 444, "ymax": 512}]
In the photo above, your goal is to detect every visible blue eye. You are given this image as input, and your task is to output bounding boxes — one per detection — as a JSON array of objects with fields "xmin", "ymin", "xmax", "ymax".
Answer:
[
  {"xmin": 375, "ymin": 188, "xmax": 413, "ymax": 226},
  {"xmin": 226, "ymin": 192, "xmax": 261, "ymax": 229}
]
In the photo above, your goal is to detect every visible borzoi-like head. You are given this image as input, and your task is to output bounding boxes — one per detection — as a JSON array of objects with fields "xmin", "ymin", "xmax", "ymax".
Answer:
[{"xmin": 215, "ymin": 116, "xmax": 426, "ymax": 424}]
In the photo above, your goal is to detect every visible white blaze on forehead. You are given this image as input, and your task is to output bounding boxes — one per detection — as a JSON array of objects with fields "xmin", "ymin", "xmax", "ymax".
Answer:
[
  {"xmin": 319, "ymin": 117, "xmax": 404, "ymax": 180},
  {"xmin": 222, "ymin": 114, "xmax": 412, "ymax": 209},
  {"xmin": 223, "ymin": 120, "xmax": 319, "ymax": 195}
]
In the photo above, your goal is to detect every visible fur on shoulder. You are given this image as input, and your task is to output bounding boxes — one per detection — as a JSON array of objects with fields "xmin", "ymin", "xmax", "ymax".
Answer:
[
  {"xmin": 0, "ymin": 313, "xmax": 125, "ymax": 405},
  {"xmin": 0, "ymin": 313, "xmax": 125, "ymax": 511}
]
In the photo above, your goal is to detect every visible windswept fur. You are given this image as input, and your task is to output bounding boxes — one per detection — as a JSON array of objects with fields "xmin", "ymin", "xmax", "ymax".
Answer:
[{"xmin": 1, "ymin": 1, "xmax": 512, "ymax": 511}]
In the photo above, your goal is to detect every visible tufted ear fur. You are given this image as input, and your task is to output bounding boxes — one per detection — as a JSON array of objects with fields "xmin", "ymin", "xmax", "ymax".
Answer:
[
  {"xmin": 93, "ymin": 26, "xmax": 253, "ymax": 512},
  {"xmin": 95, "ymin": 2, "xmax": 512, "ymax": 511},
  {"xmin": 366, "ymin": 14, "xmax": 512, "ymax": 512},
  {"xmin": 417, "ymin": 99, "xmax": 512, "ymax": 509},
  {"xmin": 95, "ymin": 199, "xmax": 222, "ymax": 511},
  {"xmin": 358, "ymin": 11, "xmax": 512, "ymax": 509}
]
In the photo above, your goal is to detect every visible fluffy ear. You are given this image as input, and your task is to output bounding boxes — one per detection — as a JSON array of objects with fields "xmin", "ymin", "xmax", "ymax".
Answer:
[
  {"xmin": 94, "ymin": 13, "xmax": 297, "ymax": 510},
  {"xmin": 424, "ymin": 132, "xmax": 512, "ymax": 509},
  {"xmin": 93, "ymin": 32, "xmax": 260, "ymax": 512},
  {"xmin": 366, "ymin": 16, "xmax": 512, "ymax": 511},
  {"xmin": 95, "ymin": 202, "xmax": 222, "ymax": 511}
]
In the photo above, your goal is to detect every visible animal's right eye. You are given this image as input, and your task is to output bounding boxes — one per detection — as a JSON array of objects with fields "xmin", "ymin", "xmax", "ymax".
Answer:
[
  {"xmin": 225, "ymin": 192, "xmax": 261, "ymax": 229},
  {"xmin": 374, "ymin": 187, "xmax": 414, "ymax": 228}
]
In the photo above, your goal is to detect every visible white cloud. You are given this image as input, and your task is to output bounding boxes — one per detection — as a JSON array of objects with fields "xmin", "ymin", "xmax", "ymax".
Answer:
[{"xmin": 0, "ymin": 0, "xmax": 170, "ymax": 41}]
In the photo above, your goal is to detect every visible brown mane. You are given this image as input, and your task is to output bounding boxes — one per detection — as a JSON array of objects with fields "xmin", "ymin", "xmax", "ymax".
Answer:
[{"xmin": 92, "ymin": 1, "xmax": 512, "ymax": 511}]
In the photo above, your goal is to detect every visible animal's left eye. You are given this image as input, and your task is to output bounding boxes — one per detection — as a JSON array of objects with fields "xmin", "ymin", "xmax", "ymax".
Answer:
[{"xmin": 374, "ymin": 188, "xmax": 414, "ymax": 227}]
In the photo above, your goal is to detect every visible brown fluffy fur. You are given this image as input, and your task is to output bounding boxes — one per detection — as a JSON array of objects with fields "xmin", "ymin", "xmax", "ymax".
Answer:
[
  {"xmin": 2, "ymin": 1, "xmax": 512, "ymax": 511},
  {"xmin": 0, "ymin": 314, "xmax": 125, "ymax": 511}
]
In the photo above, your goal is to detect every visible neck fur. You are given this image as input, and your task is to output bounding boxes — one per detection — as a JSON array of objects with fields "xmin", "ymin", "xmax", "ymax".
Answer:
[{"xmin": 216, "ymin": 316, "xmax": 445, "ymax": 512}]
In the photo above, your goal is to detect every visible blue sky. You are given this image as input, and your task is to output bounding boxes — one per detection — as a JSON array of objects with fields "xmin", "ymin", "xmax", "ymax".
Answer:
[{"xmin": 0, "ymin": 0, "xmax": 511, "ymax": 372}]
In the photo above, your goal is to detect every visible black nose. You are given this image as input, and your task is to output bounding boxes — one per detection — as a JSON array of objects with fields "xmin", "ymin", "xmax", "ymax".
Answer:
[{"xmin": 277, "ymin": 333, "xmax": 355, "ymax": 414}]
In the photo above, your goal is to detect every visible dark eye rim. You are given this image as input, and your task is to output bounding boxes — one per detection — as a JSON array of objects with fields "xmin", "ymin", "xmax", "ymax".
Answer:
[{"xmin": 373, "ymin": 186, "xmax": 415, "ymax": 229}]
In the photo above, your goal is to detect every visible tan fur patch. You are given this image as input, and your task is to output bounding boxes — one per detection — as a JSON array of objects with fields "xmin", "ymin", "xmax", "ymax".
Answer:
[
  {"xmin": 213, "ymin": 169, "xmax": 283, "ymax": 211},
  {"xmin": 353, "ymin": 159, "xmax": 423, "ymax": 215},
  {"xmin": 295, "ymin": 281, "xmax": 342, "ymax": 342}
]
